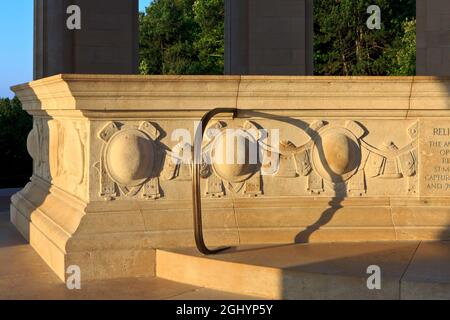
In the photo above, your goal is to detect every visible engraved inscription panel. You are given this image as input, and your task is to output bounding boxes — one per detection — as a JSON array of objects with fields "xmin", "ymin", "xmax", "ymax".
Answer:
[{"xmin": 420, "ymin": 120, "xmax": 450, "ymax": 196}]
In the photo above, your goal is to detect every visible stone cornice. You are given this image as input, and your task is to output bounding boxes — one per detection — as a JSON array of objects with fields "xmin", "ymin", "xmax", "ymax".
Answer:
[{"xmin": 11, "ymin": 75, "xmax": 450, "ymax": 114}]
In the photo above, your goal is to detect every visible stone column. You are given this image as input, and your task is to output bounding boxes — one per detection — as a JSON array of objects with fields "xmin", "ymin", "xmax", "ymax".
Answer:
[
  {"xmin": 34, "ymin": 0, "xmax": 139, "ymax": 79},
  {"xmin": 416, "ymin": 0, "xmax": 450, "ymax": 75},
  {"xmin": 225, "ymin": 0, "xmax": 314, "ymax": 75}
]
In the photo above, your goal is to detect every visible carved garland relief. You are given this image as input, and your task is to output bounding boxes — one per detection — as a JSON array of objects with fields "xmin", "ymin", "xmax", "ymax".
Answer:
[
  {"xmin": 94, "ymin": 120, "xmax": 418, "ymax": 200},
  {"xmin": 270, "ymin": 120, "xmax": 418, "ymax": 196}
]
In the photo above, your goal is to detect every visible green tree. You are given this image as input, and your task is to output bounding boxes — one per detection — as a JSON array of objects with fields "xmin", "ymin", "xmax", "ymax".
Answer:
[
  {"xmin": 0, "ymin": 97, "xmax": 32, "ymax": 187},
  {"xmin": 139, "ymin": 0, "xmax": 224, "ymax": 75},
  {"xmin": 386, "ymin": 19, "xmax": 416, "ymax": 75},
  {"xmin": 314, "ymin": 0, "xmax": 416, "ymax": 75},
  {"xmin": 139, "ymin": 0, "xmax": 416, "ymax": 76},
  {"xmin": 192, "ymin": 0, "xmax": 225, "ymax": 74}
]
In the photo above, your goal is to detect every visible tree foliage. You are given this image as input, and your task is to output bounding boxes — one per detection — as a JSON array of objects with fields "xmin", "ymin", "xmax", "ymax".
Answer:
[
  {"xmin": 139, "ymin": 0, "xmax": 416, "ymax": 76},
  {"xmin": 192, "ymin": 0, "xmax": 225, "ymax": 74},
  {"xmin": 139, "ymin": 0, "xmax": 224, "ymax": 75},
  {"xmin": 385, "ymin": 19, "xmax": 416, "ymax": 75},
  {"xmin": 0, "ymin": 97, "xmax": 32, "ymax": 187},
  {"xmin": 314, "ymin": 0, "xmax": 416, "ymax": 75}
]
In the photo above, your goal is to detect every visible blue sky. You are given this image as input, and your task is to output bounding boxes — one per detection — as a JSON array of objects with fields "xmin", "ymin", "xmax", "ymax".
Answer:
[{"xmin": 0, "ymin": 1, "xmax": 152, "ymax": 98}]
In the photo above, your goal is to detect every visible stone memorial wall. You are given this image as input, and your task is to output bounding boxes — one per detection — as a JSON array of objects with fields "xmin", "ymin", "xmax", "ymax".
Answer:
[
  {"xmin": 15, "ymin": 0, "xmax": 450, "ymax": 283},
  {"xmin": 10, "ymin": 75, "xmax": 450, "ymax": 281}
]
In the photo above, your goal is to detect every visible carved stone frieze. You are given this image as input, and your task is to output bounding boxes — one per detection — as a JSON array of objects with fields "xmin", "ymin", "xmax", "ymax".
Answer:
[{"xmin": 92, "ymin": 118, "xmax": 419, "ymax": 199}]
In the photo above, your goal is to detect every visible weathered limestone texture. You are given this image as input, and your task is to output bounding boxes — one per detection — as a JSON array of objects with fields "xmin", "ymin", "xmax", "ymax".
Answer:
[
  {"xmin": 416, "ymin": 0, "xmax": 450, "ymax": 75},
  {"xmin": 11, "ymin": 75, "xmax": 450, "ymax": 281},
  {"xmin": 225, "ymin": 0, "xmax": 314, "ymax": 75},
  {"xmin": 34, "ymin": 0, "xmax": 139, "ymax": 79}
]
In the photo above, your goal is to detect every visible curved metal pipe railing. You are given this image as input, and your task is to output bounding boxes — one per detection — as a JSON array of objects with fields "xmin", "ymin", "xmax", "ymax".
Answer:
[{"xmin": 192, "ymin": 108, "xmax": 238, "ymax": 255}]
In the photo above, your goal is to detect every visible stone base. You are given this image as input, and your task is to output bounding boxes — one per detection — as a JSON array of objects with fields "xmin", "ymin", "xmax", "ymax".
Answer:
[
  {"xmin": 9, "ymin": 75, "xmax": 450, "ymax": 281},
  {"xmin": 10, "ymin": 177, "xmax": 450, "ymax": 281},
  {"xmin": 10, "ymin": 179, "xmax": 155, "ymax": 281}
]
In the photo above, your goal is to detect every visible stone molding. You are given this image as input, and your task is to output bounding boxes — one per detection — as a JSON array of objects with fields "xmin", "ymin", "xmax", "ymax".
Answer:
[{"xmin": 11, "ymin": 75, "xmax": 450, "ymax": 113}]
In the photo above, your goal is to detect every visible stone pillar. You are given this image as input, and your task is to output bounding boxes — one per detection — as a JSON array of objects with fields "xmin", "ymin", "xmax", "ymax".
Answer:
[
  {"xmin": 34, "ymin": 0, "xmax": 139, "ymax": 79},
  {"xmin": 225, "ymin": 0, "xmax": 314, "ymax": 75},
  {"xmin": 416, "ymin": 0, "xmax": 450, "ymax": 76}
]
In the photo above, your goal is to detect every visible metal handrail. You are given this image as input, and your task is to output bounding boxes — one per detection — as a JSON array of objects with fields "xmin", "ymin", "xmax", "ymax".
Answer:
[{"xmin": 192, "ymin": 108, "xmax": 238, "ymax": 255}]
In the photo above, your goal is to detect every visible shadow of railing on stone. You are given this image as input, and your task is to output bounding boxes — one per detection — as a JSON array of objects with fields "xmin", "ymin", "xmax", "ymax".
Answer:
[{"xmin": 239, "ymin": 110, "xmax": 346, "ymax": 244}]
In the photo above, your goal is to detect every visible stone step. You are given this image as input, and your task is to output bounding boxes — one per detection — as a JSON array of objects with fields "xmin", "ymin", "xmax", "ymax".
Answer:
[{"xmin": 156, "ymin": 242, "xmax": 450, "ymax": 300}]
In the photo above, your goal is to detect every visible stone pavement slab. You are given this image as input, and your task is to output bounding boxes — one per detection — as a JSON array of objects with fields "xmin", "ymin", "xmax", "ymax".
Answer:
[
  {"xmin": 401, "ymin": 241, "xmax": 450, "ymax": 299},
  {"xmin": 0, "ymin": 205, "xmax": 257, "ymax": 300},
  {"xmin": 158, "ymin": 241, "xmax": 450, "ymax": 299}
]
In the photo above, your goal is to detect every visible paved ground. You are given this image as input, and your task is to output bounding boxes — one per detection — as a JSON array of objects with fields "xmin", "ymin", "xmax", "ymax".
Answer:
[
  {"xmin": 2, "ymin": 190, "xmax": 450, "ymax": 300},
  {"xmin": 161, "ymin": 241, "xmax": 450, "ymax": 299},
  {"xmin": 0, "ymin": 194, "xmax": 257, "ymax": 300}
]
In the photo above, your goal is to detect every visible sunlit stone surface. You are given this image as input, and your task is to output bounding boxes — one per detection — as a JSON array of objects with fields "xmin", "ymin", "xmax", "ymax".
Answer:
[
  {"xmin": 211, "ymin": 130, "xmax": 260, "ymax": 183},
  {"xmin": 322, "ymin": 132, "xmax": 354, "ymax": 175},
  {"xmin": 9, "ymin": 75, "xmax": 450, "ymax": 281},
  {"xmin": 105, "ymin": 130, "xmax": 155, "ymax": 186}
]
